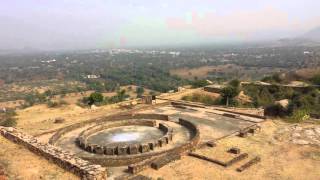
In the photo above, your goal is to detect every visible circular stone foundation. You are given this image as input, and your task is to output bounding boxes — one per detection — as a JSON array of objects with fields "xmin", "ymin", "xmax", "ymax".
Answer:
[
  {"xmin": 88, "ymin": 126, "xmax": 164, "ymax": 145},
  {"xmin": 77, "ymin": 120, "xmax": 173, "ymax": 155},
  {"xmin": 50, "ymin": 113, "xmax": 200, "ymax": 167}
]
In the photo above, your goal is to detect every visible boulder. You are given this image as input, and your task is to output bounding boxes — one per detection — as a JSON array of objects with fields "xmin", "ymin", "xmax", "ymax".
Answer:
[{"xmin": 275, "ymin": 99, "xmax": 289, "ymax": 109}]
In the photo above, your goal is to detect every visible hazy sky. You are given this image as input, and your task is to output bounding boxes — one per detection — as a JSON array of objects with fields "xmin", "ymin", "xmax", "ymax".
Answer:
[{"xmin": 1, "ymin": 0, "xmax": 320, "ymax": 50}]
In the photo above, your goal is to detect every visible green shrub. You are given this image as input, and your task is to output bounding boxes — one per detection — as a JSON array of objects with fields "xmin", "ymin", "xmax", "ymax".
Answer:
[
  {"xmin": 0, "ymin": 117, "xmax": 17, "ymax": 127},
  {"xmin": 191, "ymin": 79, "xmax": 209, "ymax": 88},
  {"xmin": 228, "ymin": 79, "xmax": 240, "ymax": 88},
  {"xmin": 89, "ymin": 92, "xmax": 104, "ymax": 105},
  {"xmin": 311, "ymin": 74, "xmax": 320, "ymax": 85},
  {"xmin": 288, "ymin": 109, "xmax": 310, "ymax": 123},
  {"xmin": 181, "ymin": 93, "xmax": 217, "ymax": 105}
]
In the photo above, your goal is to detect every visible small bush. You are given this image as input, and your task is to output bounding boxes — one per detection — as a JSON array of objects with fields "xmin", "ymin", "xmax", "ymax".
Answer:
[
  {"xmin": 264, "ymin": 104, "xmax": 288, "ymax": 117},
  {"xmin": 191, "ymin": 79, "xmax": 210, "ymax": 88},
  {"xmin": 182, "ymin": 93, "xmax": 217, "ymax": 105},
  {"xmin": 0, "ymin": 117, "xmax": 17, "ymax": 127},
  {"xmin": 287, "ymin": 109, "xmax": 310, "ymax": 123},
  {"xmin": 311, "ymin": 74, "xmax": 320, "ymax": 85}
]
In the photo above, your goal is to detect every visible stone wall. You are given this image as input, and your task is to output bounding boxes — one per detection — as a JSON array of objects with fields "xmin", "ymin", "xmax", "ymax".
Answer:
[
  {"xmin": 126, "ymin": 119, "xmax": 200, "ymax": 173},
  {"xmin": 0, "ymin": 127, "xmax": 106, "ymax": 180}
]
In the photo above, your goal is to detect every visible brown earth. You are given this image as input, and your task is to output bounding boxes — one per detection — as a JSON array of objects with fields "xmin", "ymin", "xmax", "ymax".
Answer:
[
  {"xmin": 170, "ymin": 64, "xmax": 285, "ymax": 80},
  {"xmin": 295, "ymin": 67, "xmax": 320, "ymax": 79},
  {"xmin": 169, "ymin": 64, "xmax": 237, "ymax": 79}
]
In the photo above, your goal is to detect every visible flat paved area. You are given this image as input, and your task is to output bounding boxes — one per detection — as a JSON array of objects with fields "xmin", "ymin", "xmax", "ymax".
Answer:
[{"xmin": 141, "ymin": 105, "xmax": 256, "ymax": 143}]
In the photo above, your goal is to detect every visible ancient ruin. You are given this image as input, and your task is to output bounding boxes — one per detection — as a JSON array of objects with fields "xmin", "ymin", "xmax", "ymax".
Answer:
[{"xmin": 0, "ymin": 100, "xmax": 266, "ymax": 179}]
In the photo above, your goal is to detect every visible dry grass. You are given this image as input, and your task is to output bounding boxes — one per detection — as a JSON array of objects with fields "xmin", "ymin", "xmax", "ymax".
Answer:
[
  {"xmin": 0, "ymin": 136, "xmax": 78, "ymax": 180},
  {"xmin": 295, "ymin": 67, "xmax": 320, "ymax": 79},
  {"xmin": 170, "ymin": 64, "xmax": 237, "ymax": 79}
]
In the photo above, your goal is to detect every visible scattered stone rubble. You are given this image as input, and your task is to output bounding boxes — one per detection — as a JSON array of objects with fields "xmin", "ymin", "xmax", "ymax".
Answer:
[
  {"xmin": 275, "ymin": 125, "xmax": 320, "ymax": 146},
  {"xmin": 0, "ymin": 126, "xmax": 106, "ymax": 180}
]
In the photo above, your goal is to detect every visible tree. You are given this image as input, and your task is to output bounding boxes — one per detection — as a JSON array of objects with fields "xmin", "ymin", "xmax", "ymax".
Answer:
[
  {"xmin": 228, "ymin": 79, "xmax": 240, "ymax": 88},
  {"xmin": 116, "ymin": 89, "xmax": 128, "ymax": 101},
  {"xmin": 261, "ymin": 74, "xmax": 282, "ymax": 84},
  {"xmin": 311, "ymin": 74, "xmax": 320, "ymax": 85},
  {"xmin": 191, "ymin": 79, "xmax": 209, "ymax": 88},
  {"xmin": 221, "ymin": 86, "xmax": 239, "ymax": 106},
  {"xmin": 136, "ymin": 86, "xmax": 144, "ymax": 98},
  {"xmin": 88, "ymin": 92, "xmax": 104, "ymax": 105}
]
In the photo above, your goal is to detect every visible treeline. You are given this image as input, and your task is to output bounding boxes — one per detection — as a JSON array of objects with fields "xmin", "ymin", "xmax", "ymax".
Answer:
[{"xmin": 80, "ymin": 90, "xmax": 129, "ymax": 106}]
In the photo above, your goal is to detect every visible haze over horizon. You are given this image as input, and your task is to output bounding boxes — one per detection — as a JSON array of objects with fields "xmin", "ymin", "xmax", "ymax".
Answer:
[{"xmin": 1, "ymin": 0, "xmax": 320, "ymax": 50}]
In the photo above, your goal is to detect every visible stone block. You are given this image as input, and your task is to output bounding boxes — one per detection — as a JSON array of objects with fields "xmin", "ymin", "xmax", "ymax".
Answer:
[
  {"xmin": 239, "ymin": 131, "xmax": 248, "ymax": 138},
  {"xmin": 163, "ymin": 136, "xmax": 169, "ymax": 144},
  {"xmin": 94, "ymin": 146, "xmax": 104, "ymax": 154},
  {"xmin": 140, "ymin": 144, "xmax": 150, "ymax": 153},
  {"xmin": 105, "ymin": 147, "xmax": 115, "ymax": 155},
  {"xmin": 158, "ymin": 139, "xmax": 164, "ymax": 147},
  {"xmin": 148, "ymin": 142, "xmax": 157, "ymax": 150},
  {"xmin": 168, "ymin": 133, "xmax": 173, "ymax": 141},
  {"xmin": 129, "ymin": 145, "xmax": 139, "ymax": 154},
  {"xmin": 90, "ymin": 144, "xmax": 98, "ymax": 153},
  {"xmin": 117, "ymin": 146, "xmax": 128, "ymax": 155},
  {"xmin": 228, "ymin": 147, "xmax": 240, "ymax": 154},
  {"xmin": 206, "ymin": 140, "xmax": 216, "ymax": 147},
  {"xmin": 85, "ymin": 145, "xmax": 92, "ymax": 152},
  {"xmin": 158, "ymin": 137, "xmax": 167, "ymax": 147}
]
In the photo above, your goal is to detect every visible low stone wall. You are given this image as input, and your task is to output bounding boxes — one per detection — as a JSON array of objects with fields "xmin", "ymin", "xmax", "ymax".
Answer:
[
  {"xmin": 150, "ymin": 153, "xmax": 181, "ymax": 170},
  {"xmin": 49, "ymin": 113, "xmax": 169, "ymax": 145},
  {"xmin": 214, "ymin": 108, "xmax": 266, "ymax": 119},
  {"xmin": 77, "ymin": 120, "xmax": 173, "ymax": 156},
  {"xmin": 0, "ymin": 127, "xmax": 106, "ymax": 180},
  {"xmin": 126, "ymin": 118, "xmax": 200, "ymax": 172}
]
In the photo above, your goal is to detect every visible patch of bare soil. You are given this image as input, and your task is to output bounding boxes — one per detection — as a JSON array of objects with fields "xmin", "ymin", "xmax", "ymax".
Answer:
[
  {"xmin": 295, "ymin": 67, "xmax": 320, "ymax": 79},
  {"xmin": 274, "ymin": 124, "xmax": 320, "ymax": 146},
  {"xmin": 141, "ymin": 120, "xmax": 320, "ymax": 179},
  {"xmin": 170, "ymin": 64, "xmax": 238, "ymax": 79},
  {"xmin": 15, "ymin": 103, "xmax": 131, "ymax": 135}
]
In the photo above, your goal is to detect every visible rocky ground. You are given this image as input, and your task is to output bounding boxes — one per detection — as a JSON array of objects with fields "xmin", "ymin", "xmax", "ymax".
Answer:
[{"xmin": 275, "ymin": 123, "xmax": 320, "ymax": 146}]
